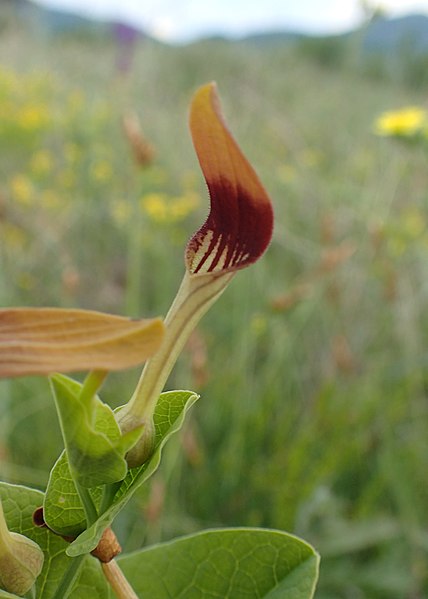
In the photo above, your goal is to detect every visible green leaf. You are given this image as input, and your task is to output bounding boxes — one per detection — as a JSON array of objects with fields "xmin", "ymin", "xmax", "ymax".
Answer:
[
  {"xmin": 0, "ymin": 482, "xmax": 68, "ymax": 599},
  {"xmin": 1, "ymin": 485, "xmax": 318, "ymax": 599},
  {"xmin": 0, "ymin": 482, "xmax": 111, "ymax": 599},
  {"xmin": 67, "ymin": 390, "xmax": 198, "ymax": 557},
  {"xmin": 43, "ymin": 390, "xmax": 198, "ymax": 550},
  {"xmin": 69, "ymin": 558, "xmax": 110, "ymax": 598},
  {"xmin": 44, "ymin": 451, "xmax": 102, "ymax": 536},
  {"xmin": 50, "ymin": 374, "xmax": 142, "ymax": 488},
  {"xmin": 116, "ymin": 528, "xmax": 319, "ymax": 598}
]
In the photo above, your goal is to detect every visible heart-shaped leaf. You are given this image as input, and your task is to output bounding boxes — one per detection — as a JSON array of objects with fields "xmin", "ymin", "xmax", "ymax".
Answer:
[
  {"xmin": 0, "ymin": 308, "xmax": 164, "ymax": 377},
  {"xmin": 0, "ymin": 482, "xmax": 112, "ymax": 599},
  {"xmin": 50, "ymin": 374, "xmax": 142, "ymax": 488},
  {"xmin": 43, "ymin": 390, "xmax": 198, "ymax": 552},
  {"xmin": 67, "ymin": 389, "xmax": 198, "ymax": 557},
  {"xmin": 43, "ymin": 450, "xmax": 103, "ymax": 537},
  {"xmin": 115, "ymin": 528, "xmax": 319, "ymax": 598}
]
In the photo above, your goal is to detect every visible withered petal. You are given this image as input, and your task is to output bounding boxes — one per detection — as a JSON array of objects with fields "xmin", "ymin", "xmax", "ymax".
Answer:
[
  {"xmin": 186, "ymin": 82, "xmax": 273, "ymax": 275},
  {"xmin": 0, "ymin": 308, "xmax": 164, "ymax": 378}
]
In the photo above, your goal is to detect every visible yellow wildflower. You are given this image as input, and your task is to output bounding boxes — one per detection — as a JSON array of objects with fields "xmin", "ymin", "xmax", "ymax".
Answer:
[
  {"xmin": 41, "ymin": 189, "xmax": 60, "ymax": 211},
  {"xmin": 17, "ymin": 272, "xmax": 37, "ymax": 292},
  {"xmin": 299, "ymin": 148, "xmax": 323, "ymax": 168},
  {"xmin": 374, "ymin": 106, "xmax": 427, "ymax": 137},
  {"xmin": 276, "ymin": 164, "xmax": 296, "ymax": 184},
  {"xmin": 90, "ymin": 161, "xmax": 112, "ymax": 183},
  {"xmin": 10, "ymin": 175, "xmax": 34, "ymax": 206},
  {"xmin": 64, "ymin": 143, "xmax": 80, "ymax": 164},
  {"xmin": 67, "ymin": 89, "xmax": 84, "ymax": 113},
  {"xmin": 140, "ymin": 193, "xmax": 169, "ymax": 223},
  {"xmin": 169, "ymin": 192, "xmax": 200, "ymax": 220},
  {"xmin": 1, "ymin": 223, "xmax": 28, "ymax": 250},
  {"xmin": 140, "ymin": 192, "xmax": 199, "ymax": 224},
  {"xmin": 111, "ymin": 199, "xmax": 132, "ymax": 226},
  {"xmin": 30, "ymin": 150, "xmax": 53, "ymax": 176},
  {"xmin": 18, "ymin": 105, "xmax": 50, "ymax": 132},
  {"xmin": 387, "ymin": 236, "xmax": 406, "ymax": 257},
  {"xmin": 403, "ymin": 209, "xmax": 425, "ymax": 239},
  {"xmin": 57, "ymin": 170, "xmax": 75, "ymax": 189},
  {"xmin": 250, "ymin": 313, "xmax": 268, "ymax": 337},
  {"xmin": 181, "ymin": 169, "xmax": 199, "ymax": 189}
]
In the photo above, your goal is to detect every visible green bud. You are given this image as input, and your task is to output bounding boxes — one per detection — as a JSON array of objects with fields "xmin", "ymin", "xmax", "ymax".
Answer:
[
  {"xmin": 0, "ymin": 529, "xmax": 44, "ymax": 596},
  {"xmin": 117, "ymin": 412, "xmax": 156, "ymax": 469}
]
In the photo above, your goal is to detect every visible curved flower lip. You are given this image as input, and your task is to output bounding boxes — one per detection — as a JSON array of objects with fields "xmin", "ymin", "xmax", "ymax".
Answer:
[
  {"xmin": 186, "ymin": 82, "xmax": 274, "ymax": 276},
  {"xmin": 0, "ymin": 307, "xmax": 165, "ymax": 378}
]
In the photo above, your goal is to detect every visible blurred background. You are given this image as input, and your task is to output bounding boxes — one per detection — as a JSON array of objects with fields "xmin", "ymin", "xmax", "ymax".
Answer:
[{"xmin": 1, "ymin": 0, "xmax": 428, "ymax": 597}]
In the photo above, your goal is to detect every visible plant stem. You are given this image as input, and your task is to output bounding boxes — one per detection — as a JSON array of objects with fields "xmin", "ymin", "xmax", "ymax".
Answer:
[
  {"xmin": 100, "ymin": 481, "xmax": 122, "ymax": 514},
  {"xmin": 125, "ymin": 198, "xmax": 144, "ymax": 317},
  {"xmin": 79, "ymin": 370, "xmax": 108, "ymax": 417},
  {"xmin": 74, "ymin": 481, "xmax": 98, "ymax": 527},
  {"xmin": 101, "ymin": 560, "xmax": 139, "ymax": 599},
  {"xmin": 123, "ymin": 270, "xmax": 234, "ymax": 423},
  {"xmin": 52, "ymin": 554, "xmax": 85, "ymax": 599}
]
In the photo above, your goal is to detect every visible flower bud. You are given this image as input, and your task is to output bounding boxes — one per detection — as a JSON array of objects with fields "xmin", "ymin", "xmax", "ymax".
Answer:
[
  {"xmin": 0, "ymin": 530, "xmax": 44, "ymax": 596},
  {"xmin": 115, "ymin": 83, "xmax": 273, "ymax": 453},
  {"xmin": 117, "ymin": 412, "xmax": 156, "ymax": 468},
  {"xmin": 0, "ymin": 499, "xmax": 44, "ymax": 596}
]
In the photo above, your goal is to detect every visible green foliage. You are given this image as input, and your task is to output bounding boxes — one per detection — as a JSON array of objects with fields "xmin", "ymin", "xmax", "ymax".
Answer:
[
  {"xmin": 116, "ymin": 528, "xmax": 319, "ymax": 598},
  {"xmin": 43, "ymin": 389, "xmax": 199, "ymax": 552},
  {"xmin": 295, "ymin": 35, "xmax": 349, "ymax": 69},
  {"xmin": 50, "ymin": 374, "xmax": 142, "ymax": 488},
  {"xmin": 0, "ymin": 482, "xmax": 110, "ymax": 599},
  {"xmin": 0, "ymin": 22, "xmax": 427, "ymax": 598},
  {"xmin": 67, "ymin": 390, "xmax": 199, "ymax": 557}
]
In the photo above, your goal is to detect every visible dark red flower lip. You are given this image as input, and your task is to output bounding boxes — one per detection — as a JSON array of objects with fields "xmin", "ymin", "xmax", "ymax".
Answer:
[{"xmin": 186, "ymin": 82, "xmax": 274, "ymax": 276}]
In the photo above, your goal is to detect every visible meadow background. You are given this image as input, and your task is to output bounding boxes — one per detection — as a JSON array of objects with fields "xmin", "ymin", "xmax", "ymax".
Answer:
[{"xmin": 1, "ymin": 5, "xmax": 428, "ymax": 598}]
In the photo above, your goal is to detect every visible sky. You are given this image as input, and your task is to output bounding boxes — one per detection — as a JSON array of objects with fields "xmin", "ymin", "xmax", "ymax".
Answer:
[{"xmin": 33, "ymin": 0, "xmax": 428, "ymax": 42}]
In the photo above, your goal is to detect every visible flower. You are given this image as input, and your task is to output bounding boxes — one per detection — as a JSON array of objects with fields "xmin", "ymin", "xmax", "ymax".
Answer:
[
  {"xmin": 0, "ymin": 308, "xmax": 164, "ymax": 378},
  {"xmin": 374, "ymin": 106, "xmax": 428, "ymax": 137},
  {"xmin": 0, "ymin": 499, "xmax": 44, "ymax": 595},
  {"xmin": 186, "ymin": 83, "xmax": 273, "ymax": 275},
  {"xmin": 117, "ymin": 82, "xmax": 274, "ymax": 466}
]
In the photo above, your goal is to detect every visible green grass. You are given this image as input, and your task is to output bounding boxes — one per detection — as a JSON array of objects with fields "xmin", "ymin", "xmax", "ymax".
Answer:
[{"xmin": 0, "ymin": 22, "xmax": 427, "ymax": 598}]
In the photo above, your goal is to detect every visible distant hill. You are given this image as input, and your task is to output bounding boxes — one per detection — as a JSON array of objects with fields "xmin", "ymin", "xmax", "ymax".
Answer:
[
  {"xmin": 361, "ymin": 14, "xmax": 428, "ymax": 54},
  {"xmin": 239, "ymin": 14, "xmax": 428, "ymax": 57},
  {"xmin": 3, "ymin": 1, "xmax": 428, "ymax": 57},
  {"xmin": 238, "ymin": 30, "xmax": 307, "ymax": 47},
  {"xmin": 1, "ymin": 0, "xmax": 147, "ymax": 38}
]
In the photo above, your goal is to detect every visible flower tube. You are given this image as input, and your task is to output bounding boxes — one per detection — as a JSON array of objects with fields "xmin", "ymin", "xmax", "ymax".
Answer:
[
  {"xmin": 0, "ymin": 499, "xmax": 44, "ymax": 596},
  {"xmin": 118, "ymin": 82, "xmax": 274, "ymax": 466}
]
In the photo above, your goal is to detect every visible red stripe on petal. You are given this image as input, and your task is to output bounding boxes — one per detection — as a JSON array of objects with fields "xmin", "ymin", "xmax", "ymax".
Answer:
[
  {"xmin": 186, "ymin": 83, "xmax": 274, "ymax": 275},
  {"xmin": 186, "ymin": 178, "xmax": 273, "ymax": 274}
]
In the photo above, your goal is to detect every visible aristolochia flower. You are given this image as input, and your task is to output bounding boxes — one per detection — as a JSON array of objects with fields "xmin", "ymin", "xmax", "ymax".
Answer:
[
  {"xmin": 0, "ymin": 499, "xmax": 44, "ymax": 596},
  {"xmin": 117, "ymin": 82, "xmax": 274, "ymax": 466},
  {"xmin": 0, "ymin": 308, "xmax": 164, "ymax": 377}
]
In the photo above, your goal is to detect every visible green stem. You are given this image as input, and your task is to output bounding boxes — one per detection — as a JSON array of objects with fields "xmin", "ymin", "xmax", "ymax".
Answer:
[
  {"xmin": 100, "ymin": 481, "xmax": 122, "ymax": 515},
  {"xmin": 52, "ymin": 554, "xmax": 85, "ymax": 599},
  {"xmin": 79, "ymin": 370, "xmax": 108, "ymax": 417},
  {"xmin": 74, "ymin": 482, "xmax": 98, "ymax": 527},
  {"xmin": 120, "ymin": 270, "xmax": 234, "ymax": 425},
  {"xmin": 125, "ymin": 205, "xmax": 144, "ymax": 316}
]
